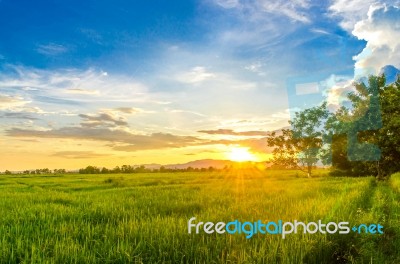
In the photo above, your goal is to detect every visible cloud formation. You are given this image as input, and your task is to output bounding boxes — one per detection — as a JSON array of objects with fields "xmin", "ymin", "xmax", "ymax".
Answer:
[
  {"xmin": 329, "ymin": 0, "xmax": 378, "ymax": 31},
  {"xmin": 0, "ymin": 94, "xmax": 29, "ymax": 110},
  {"xmin": 352, "ymin": 5, "xmax": 400, "ymax": 75},
  {"xmin": 6, "ymin": 127, "xmax": 205, "ymax": 151},
  {"xmin": 79, "ymin": 113, "xmax": 128, "ymax": 128}
]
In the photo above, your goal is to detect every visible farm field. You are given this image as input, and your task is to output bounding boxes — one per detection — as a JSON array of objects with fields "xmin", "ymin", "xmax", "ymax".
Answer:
[{"xmin": 0, "ymin": 170, "xmax": 399, "ymax": 263}]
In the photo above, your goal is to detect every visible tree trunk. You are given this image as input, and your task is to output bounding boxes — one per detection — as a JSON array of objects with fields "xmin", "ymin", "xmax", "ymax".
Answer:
[
  {"xmin": 307, "ymin": 165, "xmax": 312, "ymax": 178},
  {"xmin": 376, "ymin": 161, "xmax": 384, "ymax": 180}
]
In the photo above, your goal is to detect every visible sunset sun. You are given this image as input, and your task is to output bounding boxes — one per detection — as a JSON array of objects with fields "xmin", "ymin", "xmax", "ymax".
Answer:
[{"xmin": 227, "ymin": 147, "xmax": 258, "ymax": 162}]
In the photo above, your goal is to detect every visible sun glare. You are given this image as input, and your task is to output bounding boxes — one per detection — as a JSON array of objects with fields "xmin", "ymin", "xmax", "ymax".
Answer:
[{"xmin": 228, "ymin": 147, "xmax": 258, "ymax": 162}]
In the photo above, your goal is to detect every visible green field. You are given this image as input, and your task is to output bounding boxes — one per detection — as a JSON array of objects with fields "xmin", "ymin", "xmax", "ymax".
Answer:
[{"xmin": 0, "ymin": 170, "xmax": 399, "ymax": 263}]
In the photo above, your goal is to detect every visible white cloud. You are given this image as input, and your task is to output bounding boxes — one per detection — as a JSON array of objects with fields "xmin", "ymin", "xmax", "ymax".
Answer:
[
  {"xmin": 329, "ymin": 0, "xmax": 378, "ymax": 31},
  {"xmin": 352, "ymin": 5, "xmax": 400, "ymax": 74},
  {"xmin": 329, "ymin": 1, "xmax": 400, "ymax": 76},
  {"xmin": 0, "ymin": 95, "xmax": 30, "ymax": 110},
  {"xmin": 176, "ymin": 66, "xmax": 216, "ymax": 84}
]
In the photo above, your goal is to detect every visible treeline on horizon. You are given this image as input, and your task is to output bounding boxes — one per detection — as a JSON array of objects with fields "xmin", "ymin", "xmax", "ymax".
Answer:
[
  {"xmin": 0, "ymin": 165, "xmax": 228, "ymax": 175},
  {"xmin": 78, "ymin": 165, "xmax": 221, "ymax": 174}
]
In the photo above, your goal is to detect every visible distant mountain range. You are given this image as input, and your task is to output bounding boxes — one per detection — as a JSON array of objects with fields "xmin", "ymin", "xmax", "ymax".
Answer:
[{"xmin": 139, "ymin": 159, "xmax": 267, "ymax": 170}]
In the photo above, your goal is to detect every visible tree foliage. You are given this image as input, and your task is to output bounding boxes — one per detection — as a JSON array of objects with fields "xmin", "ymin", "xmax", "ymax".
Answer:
[
  {"xmin": 267, "ymin": 73, "xmax": 400, "ymax": 178},
  {"xmin": 331, "ymin": 74, "xmax": 400, "ymax": 178},
  {"xmin": 267, "ymin": 103, "xmax": 330, "ymax": 177}
]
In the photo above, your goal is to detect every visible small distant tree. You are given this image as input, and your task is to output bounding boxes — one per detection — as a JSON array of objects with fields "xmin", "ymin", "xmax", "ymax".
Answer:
[
  {"xmin": 121, "ymin": 165, "xmax": 134, "ymax": 173},
  {"xmin": 135, "ymin": 165, "xmax": 146, "ymax": 173},
  {"xmin": 79, "ymin": 166, "xmax": 100, "ymax": 174},
  {"xmin": 112, "ymin": 166, "xmax": 121, "ymax": 173}
]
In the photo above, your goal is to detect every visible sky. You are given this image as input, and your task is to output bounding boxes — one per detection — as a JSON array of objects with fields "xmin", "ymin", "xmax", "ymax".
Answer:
[{"xmin": 0, "ymin": 0, "xmax": 399, "ymax": 170}]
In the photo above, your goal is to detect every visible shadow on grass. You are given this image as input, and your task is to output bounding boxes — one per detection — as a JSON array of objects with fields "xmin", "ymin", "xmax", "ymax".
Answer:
[{"xmin": 304, "ymin": 179, "xmax": 399, "ymax": 264}]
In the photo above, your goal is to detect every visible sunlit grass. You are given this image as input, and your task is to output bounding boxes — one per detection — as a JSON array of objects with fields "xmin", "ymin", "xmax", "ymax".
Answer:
[{"xmin": 0, "ymin": 170, "xmax": 398, "ymax": 263}]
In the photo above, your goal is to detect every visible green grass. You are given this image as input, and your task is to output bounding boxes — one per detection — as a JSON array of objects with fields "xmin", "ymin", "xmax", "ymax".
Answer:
[{"xmin": 0, "ymin": 170, "xmax": 399, "ymax": 263}]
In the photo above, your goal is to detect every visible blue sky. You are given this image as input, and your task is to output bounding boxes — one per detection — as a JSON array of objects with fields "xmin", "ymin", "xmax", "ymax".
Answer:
[
  {"xmin": 0, "ymin": 0, "xmax": 399, "ymax": 170},
  {"xmin": 0, "ymin": 0, "xmax": 360, "ymax": 72}
]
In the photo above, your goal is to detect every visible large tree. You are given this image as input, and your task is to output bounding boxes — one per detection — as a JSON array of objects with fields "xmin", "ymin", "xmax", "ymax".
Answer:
[
  {"xmin": 267, "ymin": 103, "xmax": 330, "ymax": 177},
  {"xmin": 330, "ymin": 74, "xmax": 400, "ymax": 178}
]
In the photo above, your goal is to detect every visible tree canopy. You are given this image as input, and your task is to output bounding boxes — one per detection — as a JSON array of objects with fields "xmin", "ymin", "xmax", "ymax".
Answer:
[
  {"xmin": 267, "ymin": 73, "xmax": 400, "ymax": 178},
  {"xmin": 267, "ymin": 103, "xmax": 330, "ymax": 177}
]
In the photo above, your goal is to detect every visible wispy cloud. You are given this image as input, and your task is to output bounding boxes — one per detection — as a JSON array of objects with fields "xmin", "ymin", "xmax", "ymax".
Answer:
[
  {"xmin": 52, "ymin": 151, "xmax": 109, "ymax": 159},
  {"xmin": 65, "ymin": 88, "xmax": 100, "ymax": 95},
  {"xmin": 211, "ymin": 0, "xmax": 313, "ymax": 23},
  {"xmin": 36, "ymin": 43, "xmax": 69, "ymax": 56},
  {"xmin": 169, "ymin": 109, "xmax": 206, "ymax": 117},
  {"xmin": 0, "ymin": 112, "xmax": 38, "ymax": 120},
  {"xmin": 0, "ymin": 66, "xmax": 145, "ymax": 103},
  {"xmin": 109, "ymin": 107, "xmax": 145, "ymax": 114},
  {"xmin": 260, "ymin": 0, "xmax": 312, "ymax": 23},
  {"xmin": 214, "ymin": 0, "xmax": 239, "ymax": 9},
  {"xmin": 198, "ymin": 128, "xmax": 269, "ymax": 136}
]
